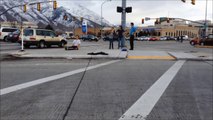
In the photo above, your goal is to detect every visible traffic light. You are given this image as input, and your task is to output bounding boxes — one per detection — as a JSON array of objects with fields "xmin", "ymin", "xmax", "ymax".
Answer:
[
  {"xmin": 142, "ymin": 18, "xmax": 144, "ymax": 24},
  {"xmin": 181, "ymin": 0, "xmax": 186, "ymax": 3},
  {"xmin": 37, "ymin": 3, "xmax": 41, "ymax": 12},
  {"xmin": 53, "ymin": 1, "xmax": 57, "ymax": 10},
  {"xmin": 117, "ymin": 6, "xmax": 123, "ymax": 13},
  {"xmin": 63, "ymin": 14, "xmax": 68, "ymax": 20},
  {"xmin": 125, "ymin": 7, "xmax": 132, "ymax": 13},
  {"xmin": 155, "ymin": 19, "xmax": 159, "ymax": 24},
  {"xmin": 167, "ymin": 18, "xmax": 170, "ymax": 23},
  {"xmin": 191, "ymin": 0, "xmax": 195, "ymax": 5},
  {"xmin": 80, "ymin": 17, "xmax": 83, "ymax": 22},
  {"xmin": 23, "ymin": 4, "xmax": 27, "ymax": 13}
]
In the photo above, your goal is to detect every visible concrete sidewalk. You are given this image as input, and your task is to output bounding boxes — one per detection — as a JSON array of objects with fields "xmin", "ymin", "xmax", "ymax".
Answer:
[
  {"xmin": 11, "ymin": 48, "xmax": 127, "ymax": 59},
  {"xmin": 10, "ymin": 49, "xmax": 213, "ymax": 61}
]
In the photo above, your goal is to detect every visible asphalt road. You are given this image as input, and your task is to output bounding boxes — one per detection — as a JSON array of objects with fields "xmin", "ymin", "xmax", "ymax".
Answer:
[{"xmin": 1, "ymin": 58, "xmax": 212, "ymax": 120}]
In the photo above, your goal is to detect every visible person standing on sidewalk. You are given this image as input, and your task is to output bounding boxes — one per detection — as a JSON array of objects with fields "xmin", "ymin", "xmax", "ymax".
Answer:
[
  {"xmin": 117, "ymin": 25, "xmax": 125, "ymax": 49},
  {"xmin": 109, "ymin": 27, "xmax": 116, "ymax": 49},
  {"xmin": 129, "ymin": 22, "xmax": 136, "ymax": 50}
]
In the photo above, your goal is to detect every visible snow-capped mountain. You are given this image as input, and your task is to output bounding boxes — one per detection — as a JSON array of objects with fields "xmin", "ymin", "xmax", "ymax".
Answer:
[{"xmin": 0, "ymin": 0, "xmax": 112, "ymax": 31}]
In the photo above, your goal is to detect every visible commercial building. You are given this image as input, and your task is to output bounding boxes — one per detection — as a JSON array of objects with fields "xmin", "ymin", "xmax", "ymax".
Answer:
[{"xmin": 140, "ymin": 18, "xmax": 201, "ymax": 38}]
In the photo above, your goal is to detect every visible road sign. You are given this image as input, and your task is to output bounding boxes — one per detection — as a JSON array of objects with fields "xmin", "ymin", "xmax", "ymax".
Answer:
[{"xmin": 82, "ymin": 21, "xmax": 87, "ymax": 33}]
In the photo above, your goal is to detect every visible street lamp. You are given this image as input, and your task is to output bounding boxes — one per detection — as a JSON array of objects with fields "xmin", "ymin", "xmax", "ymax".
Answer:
[{"xmin": 101, "ymin": 0, "xmax": 111, "ymax": 39}]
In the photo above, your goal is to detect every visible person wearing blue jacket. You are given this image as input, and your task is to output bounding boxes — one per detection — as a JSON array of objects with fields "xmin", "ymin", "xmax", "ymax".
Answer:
[{"xmin": 129, "ymin": 22, "xmax": 136, "ymax": 50}]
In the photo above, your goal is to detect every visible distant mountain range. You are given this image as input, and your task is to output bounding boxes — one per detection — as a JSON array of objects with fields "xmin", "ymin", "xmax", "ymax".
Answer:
[{"xmin": 0, "ymin": 0, "xmax": 112, "ymax": 31}]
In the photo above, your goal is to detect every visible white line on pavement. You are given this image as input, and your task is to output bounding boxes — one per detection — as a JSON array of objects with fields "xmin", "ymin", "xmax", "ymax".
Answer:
[
  {"xmin": 0, "ymin": 60, "xmax": 120, "ymax": 96},
  {"xmin": 119, "ymin": 60, "xmax": 186, "ymax": 120}
]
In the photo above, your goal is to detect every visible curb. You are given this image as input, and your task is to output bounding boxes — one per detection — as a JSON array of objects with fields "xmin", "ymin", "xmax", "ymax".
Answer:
[
  {"xmin": 168, "ymin": 52, "xmax": 213, "ymax": 61},
  {"xmin": 9, "ymin": 54, "xmax": 127, "ymax": 60}
]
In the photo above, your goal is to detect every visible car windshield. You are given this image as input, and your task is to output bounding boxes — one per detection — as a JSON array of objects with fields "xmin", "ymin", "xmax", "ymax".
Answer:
[{"xmin": 24, "ymin": 29, "xmax": 33, "ymax": 36}]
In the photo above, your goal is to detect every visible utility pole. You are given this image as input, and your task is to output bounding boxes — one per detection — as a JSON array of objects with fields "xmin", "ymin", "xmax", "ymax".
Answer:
[
  {"xmin": 204, "ymin": 0, "xmax": 208, "ymax": 37},
  {"xmin": 121, "ymin": 0, "xmax": 126, "ymax": 48}
]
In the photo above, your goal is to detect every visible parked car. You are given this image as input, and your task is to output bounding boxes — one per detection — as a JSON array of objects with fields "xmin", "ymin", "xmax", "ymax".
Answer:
[
  {"xmin": 125, "ymin": 37, "xmax": 138, "ymax": 41},
  {"xmin": 6, "ymin": 30, "xmax": 20, "ymax": 42},
  {"xmin": 160, "ymin": 36, "xmax": 167, "ymax": 41},
  {"xmin": 0, "ymin": 27, "xmax": 19, "ymax": 41},
  {"xmin": 189, "ymin": 37, "xmax": 200, "ymax": 46},
  {"xmin": 177, "ymin": 35, "xmax": 188, "ymax": 41},
  {"xmin": 166, "ymin": 36, "xmax": 176, "ymax": 40},
  {"xmin": 103, "ymin": 35, "xmax": 113, "ymax": 41},
  {"xmin": 137, "ymin": 36, "xmax": 147, "ymax": 41},
  {"xmin": 199, "ymin": 34, "xmax": 213, "ymax": 46},
  {"xmin": 18, "ymin": 28, "xmax": 67, "ymax": 48},
  {"xmin": 145, "ymin": 36, "xmax": 151, "ymax": 41},
  {"xmin": 149, "ymin": 37, "xmax": 159, "ymax": 41},
  {"xmin": 81, "ymin": 34, "xmax": 98, "ymax": 41}
]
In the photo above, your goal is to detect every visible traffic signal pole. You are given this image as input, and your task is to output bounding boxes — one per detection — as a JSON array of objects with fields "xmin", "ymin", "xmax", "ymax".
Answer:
[{"xmin": 121, "ymin": 0, "xmax": 126, "ymax": 48}]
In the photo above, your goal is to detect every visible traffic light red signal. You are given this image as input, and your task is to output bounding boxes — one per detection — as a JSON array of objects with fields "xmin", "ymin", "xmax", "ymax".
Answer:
[
  {"xmin": 142, "ymin": 19, "xmax": 144, "ymax": 24},
  {"xmin": 53, "ymin": 1, "xmax": 57, "ymax": 10}
]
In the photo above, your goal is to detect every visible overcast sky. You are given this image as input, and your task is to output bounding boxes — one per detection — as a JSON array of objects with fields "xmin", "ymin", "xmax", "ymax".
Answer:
[{"xmin": 58, "ymin": 0, "xmax": 213, "ymax": 26}]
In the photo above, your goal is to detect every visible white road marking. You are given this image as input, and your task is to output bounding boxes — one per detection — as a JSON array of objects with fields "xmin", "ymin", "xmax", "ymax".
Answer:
[
  {"xmin": 119, "ymin": 60, "xmax": 186, "ymax": 120},
  {"xmin": 0, "ymin": 60, "xmax": 120, "ymax": 96}
]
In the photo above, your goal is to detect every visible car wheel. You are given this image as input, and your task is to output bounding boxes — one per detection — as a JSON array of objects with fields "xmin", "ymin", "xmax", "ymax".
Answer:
[
  {"xmin": 4, "ymin": 36, "xmax": 8, "ymax": 42},
  {"xmin": 38, "ymin": 41, "xmax": 45, "ymax": 48},
  {"xmin": 60, "ymin": 40, "xmax": 66, "ymax": 47}
]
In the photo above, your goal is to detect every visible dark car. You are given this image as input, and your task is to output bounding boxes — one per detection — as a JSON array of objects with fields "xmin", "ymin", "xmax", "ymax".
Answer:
[
  {"xmin": 103, "ymin": 35, "xmax": 112, "ymax": 41},
  {"xmin": 199, "ymin": 34, "xmax": 213, "ymax": 46},
  {"xmin": 7, "ymin": 30, "xmax": 20, "ymax": 42},
  {"xmin": 166, "ymin": 36, "xmax": 176, "ymax": 40},
  {"xmin": 81, "ymin": 35, "xmax": 98, "ymax": 42},
  {"xmin": 103, "ymin": 35, "xmax": 118, "ymax": 41}
]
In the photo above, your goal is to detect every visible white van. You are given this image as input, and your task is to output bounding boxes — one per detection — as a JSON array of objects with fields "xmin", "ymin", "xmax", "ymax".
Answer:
[
  {"xmin": 0, "ymin": 27, "xmax": 19, "ymax": 41},
  {"xmin": 19, "ymin": 28, "xmax": 67, "ymax": 48}
]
